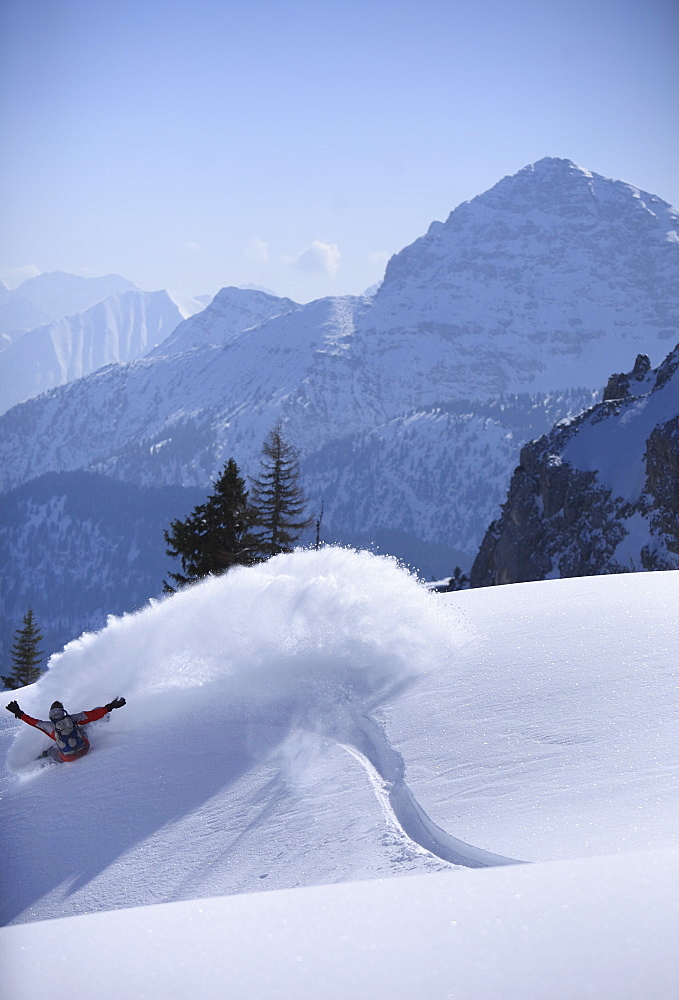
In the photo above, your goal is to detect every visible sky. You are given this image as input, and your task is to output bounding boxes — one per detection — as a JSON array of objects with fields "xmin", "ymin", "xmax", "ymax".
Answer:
[{"xmin": 1, "ymin": 0, "xmax": 677, "ymax": 302}]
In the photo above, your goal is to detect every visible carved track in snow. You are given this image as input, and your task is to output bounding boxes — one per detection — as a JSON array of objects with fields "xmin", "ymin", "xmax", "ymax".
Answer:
[{"xmin": 335, "ymin": 712, "xmax": 524, "ymax": 870}]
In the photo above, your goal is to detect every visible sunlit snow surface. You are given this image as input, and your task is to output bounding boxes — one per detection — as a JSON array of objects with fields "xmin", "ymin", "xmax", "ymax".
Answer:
[{"xmin": 1, "ymin": 548, "xmax": 677, "ymax": 998}]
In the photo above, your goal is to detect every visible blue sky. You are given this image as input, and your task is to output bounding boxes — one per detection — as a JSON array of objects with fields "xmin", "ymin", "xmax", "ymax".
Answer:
[{"xmin": 1, "ymin": 0, "xmax": 677, "ymax": 301}]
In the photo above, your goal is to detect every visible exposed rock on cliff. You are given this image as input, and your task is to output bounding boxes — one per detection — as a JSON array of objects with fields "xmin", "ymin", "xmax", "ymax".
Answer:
[{"xmin": 470, "ymin": 345, "xmax": 679, "ymax": 586}]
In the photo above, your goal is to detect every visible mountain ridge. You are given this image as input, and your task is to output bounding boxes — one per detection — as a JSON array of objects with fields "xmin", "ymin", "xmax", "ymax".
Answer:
[{"xmin": 0, "ymin": 271, "xmax": 138, "ymax": 328}]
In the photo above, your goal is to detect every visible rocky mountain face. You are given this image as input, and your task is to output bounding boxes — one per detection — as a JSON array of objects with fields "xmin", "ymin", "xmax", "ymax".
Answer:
[
  {"xmin": 470, "ymin": 345, "xmax": 679, "ymax": 586},
  {"xmin": 1, "ymin": 158, "xmax": 677, "ymax": 657},
  {"xmin": 366, "ymin": 157, "xmax": 678, "ymax": 395}
]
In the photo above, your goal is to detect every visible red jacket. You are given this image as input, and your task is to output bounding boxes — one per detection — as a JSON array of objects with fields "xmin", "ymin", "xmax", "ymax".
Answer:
[{"xmin": 20, "ymin": 706, "xmax": 110, "ymax": 762}]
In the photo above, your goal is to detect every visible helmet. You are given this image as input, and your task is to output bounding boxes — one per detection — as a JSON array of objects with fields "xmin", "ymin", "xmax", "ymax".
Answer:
[{"xmin": 49, "ymin": 701, "xmax": 67, "ymax": 721}]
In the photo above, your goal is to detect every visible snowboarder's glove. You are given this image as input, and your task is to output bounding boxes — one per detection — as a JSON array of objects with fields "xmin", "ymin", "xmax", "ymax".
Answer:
[
  {"xmin": 6, "ymin": 700, "xmax": 22, "ymax": 718},
  {"xmin": 105, "ymin": 697, "xmax": 126, "ymax": 711}
]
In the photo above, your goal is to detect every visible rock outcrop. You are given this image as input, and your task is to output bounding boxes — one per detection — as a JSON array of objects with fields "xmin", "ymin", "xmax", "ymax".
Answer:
[{"xmin": 470, "ymin": 345, "xmax": 679, "ymax": 586}]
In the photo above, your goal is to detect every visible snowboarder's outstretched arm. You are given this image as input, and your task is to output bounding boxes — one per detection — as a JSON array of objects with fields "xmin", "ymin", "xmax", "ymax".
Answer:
[
  {"xmin": 72, "ymin": 698, "xmax": 127, "ymax": 726},
  {"xmin": 5, "ymin": 700, "xmax": 42, "ymax": 727},
  {"xmin": 5, "ymin": 701, "xmax": 54, "ymax": 736}
]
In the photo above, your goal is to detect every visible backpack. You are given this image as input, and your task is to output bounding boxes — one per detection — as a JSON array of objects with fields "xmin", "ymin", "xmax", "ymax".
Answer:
[{"xmin": 53, "ymin": 714, "xmax": 87, "ymax": 754}]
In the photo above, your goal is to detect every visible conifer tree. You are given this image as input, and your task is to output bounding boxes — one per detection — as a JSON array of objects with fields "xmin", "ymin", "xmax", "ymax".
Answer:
[
  {"xmin": 2, "ymin": 608, "xmax": 44, "ymax": 689},
  {"xmin": 448, "ymin": 566, "xmax": 470, "ymax": 590},
  {"xmin": 163, "ymin": 458, "xmax": 258, "ymax": 591},
  {"xmin": 250, "ymin": 424, "xmax": 312, "ymax": 558}
]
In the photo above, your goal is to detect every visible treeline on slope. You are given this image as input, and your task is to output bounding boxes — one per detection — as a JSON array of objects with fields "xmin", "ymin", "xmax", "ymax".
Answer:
[{"xmin": 163, "ymin": 424, "xmax": 313, "ymax": 590}]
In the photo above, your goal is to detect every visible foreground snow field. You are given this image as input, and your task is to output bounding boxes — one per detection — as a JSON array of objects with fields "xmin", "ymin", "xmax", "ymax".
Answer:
[
  {"xmin": 1, "ymin": 549, "xmax": 677, "ymax": 998},
  {"xmin": 3, "ymin": 850, "xmax": 677, "ymax": 1000}
]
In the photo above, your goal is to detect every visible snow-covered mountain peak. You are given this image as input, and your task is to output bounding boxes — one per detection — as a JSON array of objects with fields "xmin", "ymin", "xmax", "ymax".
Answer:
[
  {"xmin": 425, "ymin": 159, "xmax": 677, "ymax": 251},
  {"xmin": 474, "ymin": 156, "xmax": 597, "ymax": 209},
  {"xmin": 511, "ymin": 155, "xmax": 596, "ymax": 187},
  {"xmin": 149, "ymin": 285, "xmax": 300, "ymax": 357},
  {"xmin": 371, "ymin": 158, "xmax": 679, "ymax": 394},
  {"xmin": 213, "ymin": 285, "xmax": 294, "ymax": 310},
  {"xmin": 468, "ymin": 156, "xmax": 677, "ymax": 223}
]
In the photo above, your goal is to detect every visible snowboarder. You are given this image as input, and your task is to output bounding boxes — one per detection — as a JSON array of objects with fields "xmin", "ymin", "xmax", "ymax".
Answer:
[{"xmin": 5, "ymin": 697, "xmax": 126, "ymax": 762}]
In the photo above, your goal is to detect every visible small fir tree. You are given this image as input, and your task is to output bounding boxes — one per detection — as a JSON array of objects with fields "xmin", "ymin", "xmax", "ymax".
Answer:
[
  {"xmin": 250, "ymin": 424, "xmax": 312, "ymax": 558},
  {"xmin": 446, "ymin": 567, "xmax": 471, "ymax": 591},
  {"xmin": 163, "ymin": 458, "xmax": 258, "ymax": 591},
  {"xmin": 2, "ymin": 608, "xmax": 44, "ymax": 689}
]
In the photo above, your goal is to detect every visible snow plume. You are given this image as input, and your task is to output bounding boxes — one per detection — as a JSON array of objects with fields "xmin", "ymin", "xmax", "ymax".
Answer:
[{"xmin": 7, "ymin": 548, "xmax": 457, "ymax": 773}]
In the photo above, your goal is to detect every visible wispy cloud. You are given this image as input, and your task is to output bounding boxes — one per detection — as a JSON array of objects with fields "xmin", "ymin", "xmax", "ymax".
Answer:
[
  {"xmin": 245, "ymin": 237, "xmax": 269, "ymax": 263},
  {"xmin": 287, "ymin": 241, "xmax": 341, "ymax": 278},
  {"xmin": 183, "ymin": 241, "xmax": 203, "ymax": 253}
]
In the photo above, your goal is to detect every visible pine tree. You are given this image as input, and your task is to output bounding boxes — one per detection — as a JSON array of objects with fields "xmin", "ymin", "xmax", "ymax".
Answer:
[
  {"xmin": 442, "ymin": 567, "xmax": 470, "ymax": 591},
  {"xmin": 250, "ymin": 424, "xmax": 312, "ymax": 558},
  {"xmin": 2, "ymin": 608, "xmax": 45, "ymax": 689},
  {"xmin": 163, "ymin": 458, "xmax": 258, "ymax": 590}
]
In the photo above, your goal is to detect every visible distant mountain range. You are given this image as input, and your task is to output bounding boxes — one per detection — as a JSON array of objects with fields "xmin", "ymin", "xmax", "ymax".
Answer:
[
  {"xmin": 0, "ymin": 288, "xmax": 205, "ymax": 415},
  {"xmin": 0, "ymin": 271, "xmax": 138, "ymax": 342},
  {"xmin": 1, "ymin": 157, "xmax": 677, "ymax": 660}
]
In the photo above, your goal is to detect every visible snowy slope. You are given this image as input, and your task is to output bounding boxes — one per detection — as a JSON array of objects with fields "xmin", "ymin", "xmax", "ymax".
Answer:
[
  {"xmin": 0, "ymin": 550, "xmax": 677, "ymax": 997},
  {"xmin": 0, "ymin": 289, "xmax": 201, "ymax": 414},
  {"xmin": 1, "ymin": 550, "xmax": 676, "ymax": 917},
  {"xmin": 3, "ymin": 852, "xmax": 677, "ymax": 1000}
]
